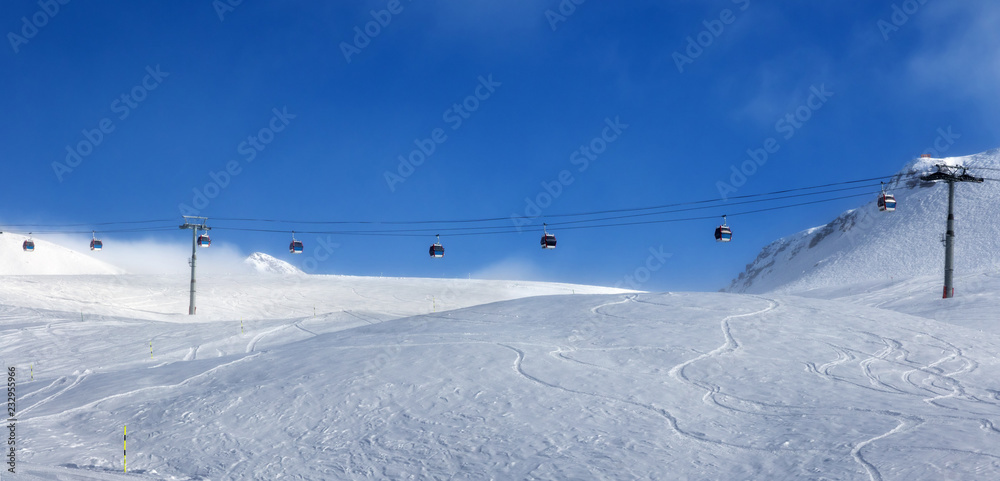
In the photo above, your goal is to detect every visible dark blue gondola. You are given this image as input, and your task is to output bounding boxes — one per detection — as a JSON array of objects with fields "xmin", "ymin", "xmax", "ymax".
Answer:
[
  {"xmin": 715, "ymin": 215, "xmax": 732, "ymax": 243},
  {"xmin": 289, "ymin": 231, "xmax": 303, "ymax": 254},
  {"xmin": 877, "ymin": 182, "xmax": 896, "ymax": 212},
  {"xmin": 878, "ymin": 194, "xmax": 896, "ymax": 212},
  {"xmin": 23, "ymin": 238, "xmax": 35, "ymax": 252},
  {"xmin": 90, "ymin": 231, "xmax": 103, "ymax": 251},
  {"xmin": 429, "ymin": 235, "xmax": 444, "ymax": 258},
  {"xmin": 197, "ymin": 233, "xmax": 211, "ymax": 248},
  {"xmin": 540, "ymin": 223, "xmax": 556, "ymax": 249}
]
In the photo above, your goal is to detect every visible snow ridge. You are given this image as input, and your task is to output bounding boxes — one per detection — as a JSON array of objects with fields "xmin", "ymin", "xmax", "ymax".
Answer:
[{"xmin": 243, "ymin": 252, "xmax": 304, "ymax": 275}]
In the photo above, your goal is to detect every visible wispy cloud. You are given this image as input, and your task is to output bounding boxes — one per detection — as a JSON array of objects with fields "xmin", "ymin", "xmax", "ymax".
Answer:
[
  {"xmin": 41, "ymin": 233, "xmax": 251, "ymax": 276},
  {"xmin": 471, "ymin": 256, "xmax": 545, "ymax": 282},
  {"xmin": 903, "ymin": 1, "xmax": 1000, "ymax": 107}
]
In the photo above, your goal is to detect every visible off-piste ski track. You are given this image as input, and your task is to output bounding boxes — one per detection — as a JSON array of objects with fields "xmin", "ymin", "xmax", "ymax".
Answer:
[{"xmin": 3, "ymin": 272, "xmax": 999, "ymax": 480}]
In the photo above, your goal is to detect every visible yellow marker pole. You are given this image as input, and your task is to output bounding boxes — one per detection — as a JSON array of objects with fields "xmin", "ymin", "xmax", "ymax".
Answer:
[
  {"xmin": 30, "ymin": 363, "xmax": 33, "ymax": 380},
  {"xmin": 124, "ymin": 425, "xmax": 127, "ymax": 472},
  {"xmin": 241, "ymin": 318, "xmax": 244, "ymax": 334},
  {"xmin": 149, "ymin": 341, "xmax": 153, "ymax": 359}
]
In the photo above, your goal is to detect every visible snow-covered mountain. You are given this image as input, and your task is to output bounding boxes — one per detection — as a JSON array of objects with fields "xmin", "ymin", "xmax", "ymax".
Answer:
[
  {"xmin": 243, "ymin": 252, "xmax": 304, "ymax": 275},
  {"xmin": 728, "ymin": 149, "xmax": 1000, "ymax": 294},
  {"xmin": 0, "ymin": 232, "xmax": 123, "ymax": 275}
]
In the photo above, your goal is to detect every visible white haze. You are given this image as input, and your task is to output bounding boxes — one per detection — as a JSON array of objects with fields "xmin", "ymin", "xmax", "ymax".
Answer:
[
  {"xmin": 471, "ymin": 256, "xmax": 547, "ymax": 282},
  {"xmin": 39, "ymin": 233, "xmax": 252, "ymax": 276}
]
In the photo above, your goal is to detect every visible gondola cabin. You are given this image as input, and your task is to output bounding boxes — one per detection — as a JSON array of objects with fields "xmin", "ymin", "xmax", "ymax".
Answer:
[
  {"xmin": 197, "ymin": 234, "xmax": 211, "ymax": 248},
  {"xmin": 715, "ymin": 225, "xmax": 733, "ymax": 242},
  {"xmin": 289, "ymin": 240, "xmax": 304, "ymax": 254},
  {"xmin": 23, "ymin": 240, "xmax": 35, "ymax": 252},
  {"xmin": 878, "ymin": 193, "xmax": 896, "ymax": 212},
  {"xmin": 90, "ymin": 239, "xmax": 103, "ymax": 251},
  {"xmin": 541, "ymin": 233, "xmax": 557, "ymax": 249},
  {"xmin": 429, "ymin": 235, "xmax": 444, "ymax": 258}
]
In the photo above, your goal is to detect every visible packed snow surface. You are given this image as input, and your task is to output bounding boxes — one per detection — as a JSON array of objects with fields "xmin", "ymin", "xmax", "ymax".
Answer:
[{"xmin": 3, "ymin": 273, "xmax": 999, "ymax": 480}]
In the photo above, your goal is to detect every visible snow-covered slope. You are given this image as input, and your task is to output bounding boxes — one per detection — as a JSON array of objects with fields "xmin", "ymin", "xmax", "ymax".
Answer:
[
  {"xmin": 0, "ymin": 232, "xmax": 123, "ymax": 275},
  {"xmin": 0, "ymin": 274, "xmax": 633, "ymax": 323},
  {"xmin": 788, "ymin": 270, "xmax": 1000, "ymax": 333},
  {"xmin": 243, "ymin": 252, "xmax": 303, "ymax": 275},
  {"xmin": 728, "ymin": 149, "xmax": 1000, "ymax": 294},
  {"xmin": 4, "ymin": 276, "xmax": 1000, "ymax": 480}
]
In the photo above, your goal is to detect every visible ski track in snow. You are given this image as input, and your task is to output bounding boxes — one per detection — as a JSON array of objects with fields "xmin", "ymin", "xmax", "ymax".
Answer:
[
  {"xmin": 4, "ymin": 271, "xmax": 1000, "ymax": 478},
  {"xmin": 498, "ymin": 342, "xmax": 799, "ymax": 457},
  {"xmin": 588, "ymin": 294, "xmax": 637, "ymax": 320},
  {"xmin": 496, "ymin": 294, "xmax": 843, "ymax": 459},
  {"xmin": 342, "ymin": 310, "xmax": 378, "ymax": 325},
  {"xmin": 817, "ymin": 343, "xmax": 856, "ymax": 376},
  {"xmin": 851, "ymin": 416, "xmax": 922, "ymax": 481},
  {"xmin": 858, "ymin": 336, "xmax": 908, "ymax": 394},
  {"xmin": 14, "ymin": 462, "xmax": 164, "ymax": 480},
  {"xmin": 667, "ymin": 296, "xmax": 778, "ymax": 394},
  {"xmin": 983, "ymin": 420, "xmax": 1000, "ymax": 435},
  {"xmin": 245, "ymin": 324, "xmax": 291, "ymax": 353},
  {"xmin": 293, "ymin": 320, "xmax": 319, "ymax": 337},
  {"xmin": 561, "ymin": 298, "xmax": 994, "ymax": 481},
  {"xmin": 19, "ymin": 370, "xmax": 91, "ymax": 417},
  {"xmin": 18, "ymin": 375, "xmax": 71, "ymax": 402},
  {"xmin": 23, "ymin": 353, "xmax": 262, "ymax": 423}
]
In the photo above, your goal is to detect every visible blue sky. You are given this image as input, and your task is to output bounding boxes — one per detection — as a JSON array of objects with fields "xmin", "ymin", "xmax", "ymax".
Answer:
[{"xmin": 2, "ymin": 0, "xmax": 998, "ymax": 291}]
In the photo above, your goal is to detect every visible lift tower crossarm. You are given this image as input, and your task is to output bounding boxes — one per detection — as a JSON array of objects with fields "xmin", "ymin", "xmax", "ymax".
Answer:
[
  {"xmin": 179, "ymin": 216, "xmax": 210, "ymax": 315},
  {"xmin": 919, "ymin": 165, "xmax": 984, "ymax": 299}
]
